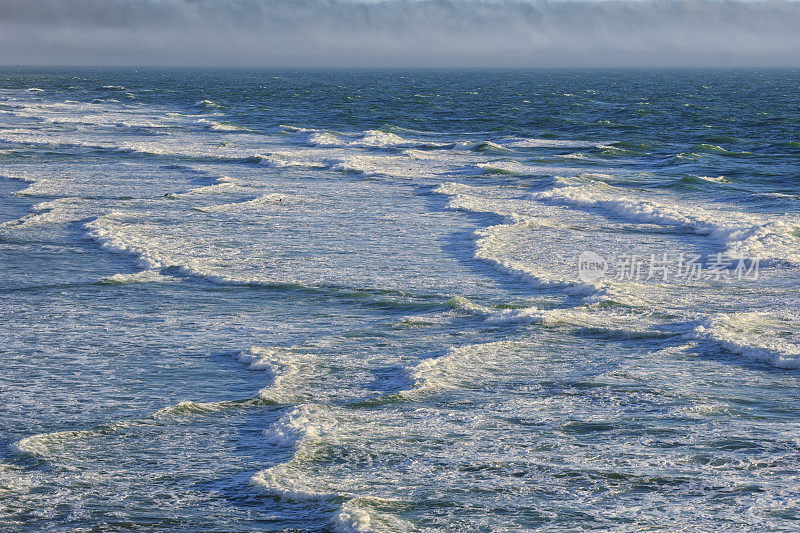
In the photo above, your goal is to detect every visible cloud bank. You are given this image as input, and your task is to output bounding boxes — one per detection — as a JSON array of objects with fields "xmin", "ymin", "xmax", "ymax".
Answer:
[{"xmin": 1, "ymin": 0, "xmax": 799, "ymax": 67}]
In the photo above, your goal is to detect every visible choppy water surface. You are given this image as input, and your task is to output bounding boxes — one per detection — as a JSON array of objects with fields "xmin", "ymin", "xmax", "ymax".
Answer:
[{"xmin": 1, "ymin": 68, "xmax": 799, "ymax": 531}]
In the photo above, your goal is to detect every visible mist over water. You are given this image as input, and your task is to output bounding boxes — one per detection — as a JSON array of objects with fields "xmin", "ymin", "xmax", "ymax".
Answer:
[{"xmin": 1, "ymin": 0, "xmax": 800, "ymax": 67}]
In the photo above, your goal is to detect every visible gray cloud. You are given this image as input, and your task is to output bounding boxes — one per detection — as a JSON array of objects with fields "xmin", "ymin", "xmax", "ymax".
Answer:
[{"xmin": 1, "ymin": 0, "xmax": 799, "ymax": 67}]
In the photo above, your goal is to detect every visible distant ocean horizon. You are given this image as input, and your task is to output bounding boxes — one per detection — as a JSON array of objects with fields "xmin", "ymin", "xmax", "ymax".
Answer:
[{"xmin": 1, "ymin": 67, "xmax": 799, "ymax": 531}]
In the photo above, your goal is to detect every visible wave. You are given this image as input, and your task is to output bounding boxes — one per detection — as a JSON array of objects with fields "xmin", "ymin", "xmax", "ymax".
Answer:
[
  {"xmin": 12, "ymin": 398, "xmax": 253, "ymax": 457},
  {"xmin": 12, "ymin": 427, "xmax": 124, "ymax": 457},
  {"xmin": 433, "ymin": 181, "xmax": 527, "ymax": 216},
  {"xmin": 289, "ymin": 126, "xmax": 452, "ymax": 151},
  {"xmin": 474, "ymin": 221, "xmax": 600, "ymax": 295},
  {"xmin": 402, "ymin": 343, "xmax": 499, "ymax": 397},
  {"xmin": 85, "ymin": 211, "xmax": 452, "ymax": 292},
  {"xmin": 0, "ymin": 197, "xmax": 90, "ymax": 228},
  {"xmin": 83, "ymin": 211, "xmax": 292, "ymax": 287},
  {"xmin": 672, "ymin": 144, "xmax": 754, "ymax": 162},
  {"xmin": 196, "ymin": 193, "xmax": 293, "ymax": 213},
  {"xmin": 446, "ymin": 296, "xmax": 674, "ymax": 339},
  {"xmin": 332, "ymin": 498, "xmax": 412, "ymax": 533},
  {"xmin": 664, "ymin": 175, "xmax": 730, "ymax": 190},
  {"xmin": 555, "ymin": 152, "xmax": 588, "ymax": 160},
  {"xmin": 477, "ymin": 160, "xmax": 582, "ymax": 177},
  {"xmin": 433, "ymin": 182, "xmax": 606, "ymax": 299},
  {"xmin": 0, "ymin": 168, "xmax": 36, "ymax": 183},
  {"xmin": 433, "ymin": 182, "xmax": 611, "ymax": 298},
  {"xmin": 247, "ymin": 153, "xmax": 327, "ymax": 169},
  {"xmin": 232, "ymin": 346, "xmax": 285, "ymax": 372},
  {"xmin": 258, "ymin": 404, "xmax": 321, "ymax": 450},
  {"xmin": 165, "ymin": 176, "xmax": 246, "ymax": 198},
  {"xmin": 232, "ymin": 346, "xmax": 312, "ymax": 404},
  {"xmin": 99, "ymin": 270, "xmax": 179, "ymax": 284},
  {"xmin": 196, "ymin": 118, "xmax": 246, "ymax": 132},
  {"xmin": 435, "ymin": 179, "xmax": 800, "ymax": 322},
  {"xmin": 194, "ymin": 99, "xmax": 224, "ymax": 109},
  {"xmin": 250, "ymin": 404, "xmax": 412, "ymax": 531},
  {"xmin": 307, "ymin": 131, "xmax": 346, "ymax": 146},
  {"xmin": 501, "ymin": 137, "xmax": 609, "ymax": 149},
  {"xmin": 0, "ymin": 127, "xmax": 251, "ymax": 164},
  {"xmin": 359, "ymin": 130, "xmax": 410, "ymax": 148},
  {"xmin": 84, "ymin": 211, "xmax": 166, "ymax": 270},
  {"xmin": 693, "ymin": 313, "xmax": 800, "ymax": 369},
  {"xmin": 534, "ymin": 180, "xmax": 800, "ymax": 265},
  {"xmin": 457, "ymin": 140, "xmax": 516, "ymax": 155}
]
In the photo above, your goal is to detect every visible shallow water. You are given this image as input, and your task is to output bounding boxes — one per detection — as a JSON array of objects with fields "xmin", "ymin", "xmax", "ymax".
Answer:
[{"xmin": 1, "ymin": 68, "xmax": 799, "ymax": 531}]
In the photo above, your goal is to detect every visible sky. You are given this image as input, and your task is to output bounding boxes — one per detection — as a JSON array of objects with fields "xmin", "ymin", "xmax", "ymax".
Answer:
[{"xmin": 1, "ymin": 0, "xmax": 799, "ymax": 68}]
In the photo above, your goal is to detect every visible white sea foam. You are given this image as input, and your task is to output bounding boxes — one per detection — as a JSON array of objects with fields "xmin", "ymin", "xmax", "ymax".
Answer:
[
  {"xmin": 477, "ymin": 160, "xmax": 584, "ymax": 176},
  {"xmin": 10, "ymin": 419, "xmax": 141, "ymax": 457},
  {"xmin": 501, "ymin": 136, "xmax": 609, "ymax": 149},
  {"xmin": 307, "ymin": 131, "xmax": 345, "ymax": 146},
  {"xmin": 251, "ymin": 152, "xmax": 326, "ymax": 169},
  {"xmin": 151, "ymin": 400, "xmax": 232, "ymax": 417},
  {"xmin": 195, "ymin": 99, "xmax": 223, "ymax": 109},
  {"xmin": 331, "ymin": 498, "xmax": 412, "ymax": 533},
  {"xmin": 402, "ymin": 341, "xmax": 522, "ymax": 397},
  {"xmin": 100, "ymin": 270, "xmax": 178, "ymax": 284},
  {"xmin": 0, "ymin": 169, "xmax": 36, "ymax": 184},
  {"xmin": 197, "ymin": 118, "xmax": 244, "ymax": 131},
  {"xmin": 234, "ymin": 347, "xmax": 311, "ymax": 404},
  {"xmin": 233, "ymin": 346, "xmax": 284, "ymax": 372},
  {"xmin": 447, "ymin": 296, "xmax": 669, "ymax": 337},
  {"xmin": 84, "ymin": 212, "xmax": 167, "ymax": 270},
  {"xmin": 12, "ymin": 429, "xmax": 99, "ymax": 457},
  {"xmin": 358, "ymin": 130, "xmax": 409, "ymax": 147},
  {"xmin": 556, "ymin": 152, "xmax": 588, "ymax": 160},
  {"xmin": 433, "ymin": 181, "xmax": 529, "ymax": 217},
  {"xmin": 251, "ymin": 404, "xmax": 333, "ymax": 497},
  {"xmin": 13, "ymin": 398, "xmax": 237, "ymax": 457},
  {"xmin": 433, "ymin": 179, "xmax": 796, "ymax": 313},
  {"xmin": 433, "ymin": 182, "xmax": 608, "ymax": 295},
  {"xmin": 696, "ymin": 175, "xmax": 728, "ymax": 183},
  {"xmin": 294, "ymin": 127, "xmax": 447, "ymax": 150},
  {"xmin": 259, "ymin": 403, "xmax": 322, "ymax": 448}
]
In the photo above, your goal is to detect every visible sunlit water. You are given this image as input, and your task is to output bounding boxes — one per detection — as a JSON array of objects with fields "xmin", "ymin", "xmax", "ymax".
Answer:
[{"xmin": 1, "ymin": 68, "xmax": 799, "ymax": 531}]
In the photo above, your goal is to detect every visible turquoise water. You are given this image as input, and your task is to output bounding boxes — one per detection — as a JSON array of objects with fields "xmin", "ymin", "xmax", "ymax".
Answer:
[{"xmin": 1, "ymin": 68, "xmax": 799, "ymax": 531}]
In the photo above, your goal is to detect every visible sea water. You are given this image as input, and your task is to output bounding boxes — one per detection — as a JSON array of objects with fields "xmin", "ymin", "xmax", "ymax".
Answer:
[{"xmin": 1, "ymin": 68, "xmax": 799, "ymax": 531}]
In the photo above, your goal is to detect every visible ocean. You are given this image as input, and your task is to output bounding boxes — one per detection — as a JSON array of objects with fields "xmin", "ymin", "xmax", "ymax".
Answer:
[{"xmin": 1, "ymin": 68, "xmax": 798, "ymax": 531}]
